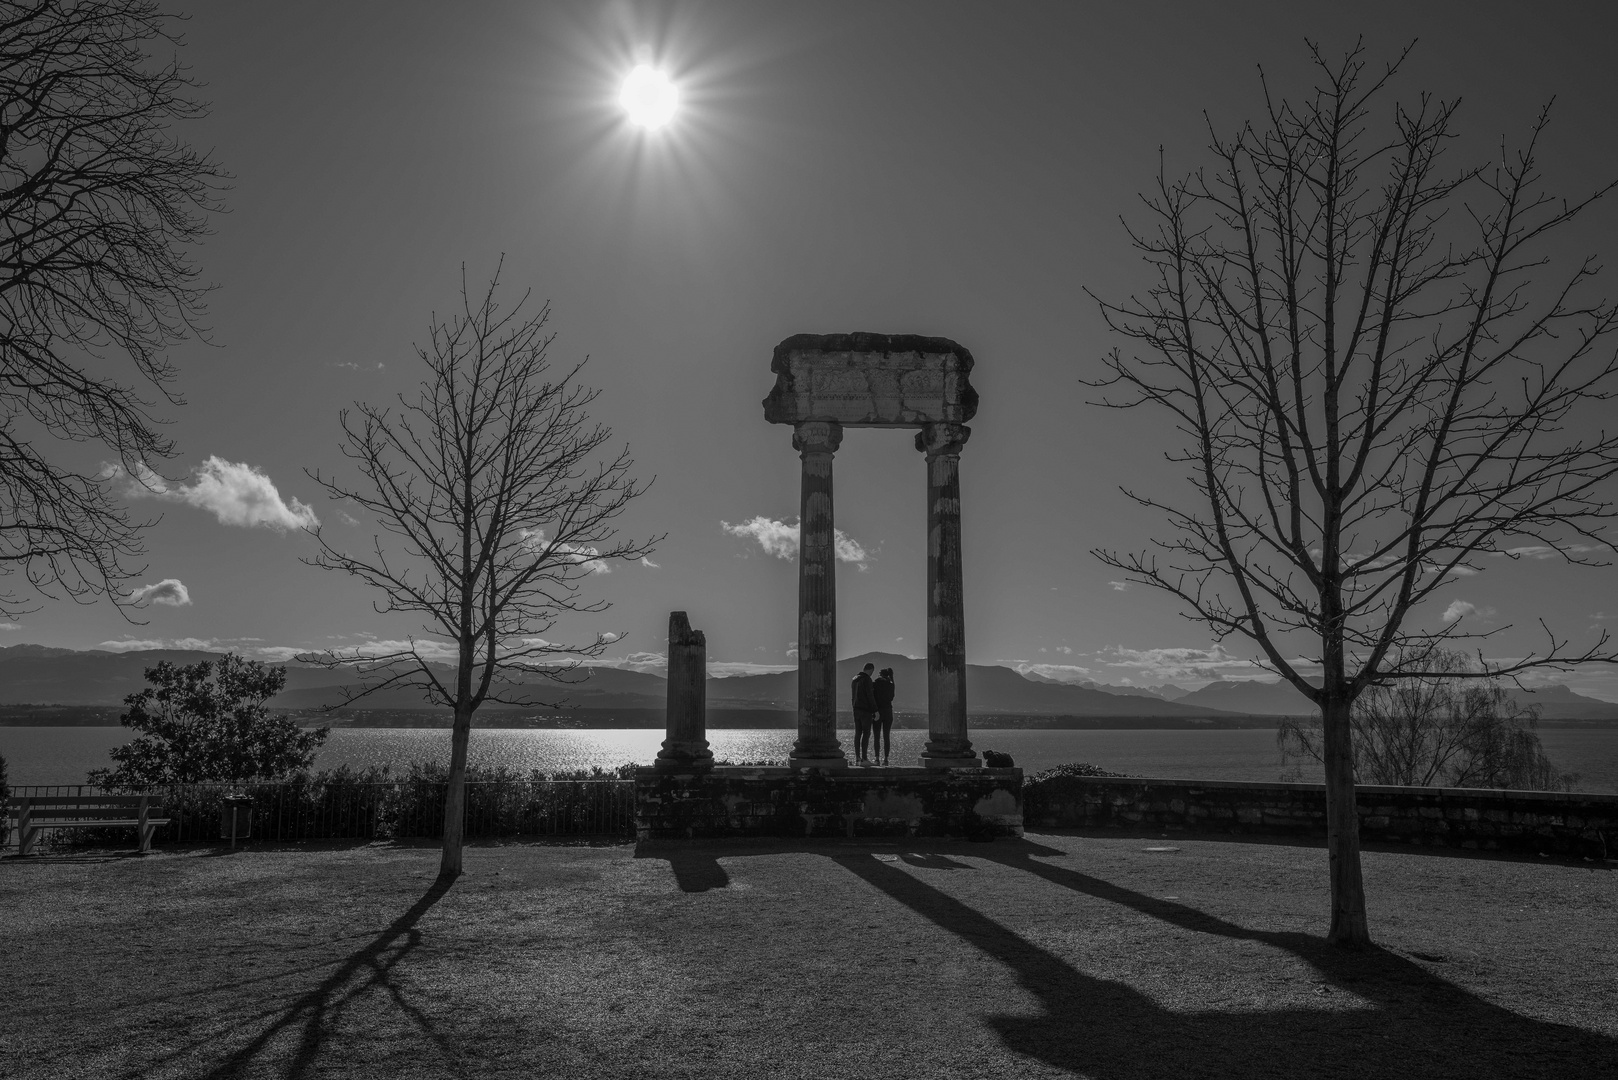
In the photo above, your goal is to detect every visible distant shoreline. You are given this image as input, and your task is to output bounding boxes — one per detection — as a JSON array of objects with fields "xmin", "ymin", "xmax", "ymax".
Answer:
[{"xmin": 2, "ymin": 705, "xmax": 1614, "ymax": 730}]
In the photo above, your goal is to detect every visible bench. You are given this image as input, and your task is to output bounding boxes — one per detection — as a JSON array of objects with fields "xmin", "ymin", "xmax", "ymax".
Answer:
[{"xmin": 7, "ymin": 794, "xmax": 170, "ymax": 856}]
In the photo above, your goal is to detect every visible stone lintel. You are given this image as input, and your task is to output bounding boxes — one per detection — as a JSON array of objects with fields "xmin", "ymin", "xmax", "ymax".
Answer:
[{"xmin": 763, "ymin": 332, "xmax": 979, "ymax": 428}]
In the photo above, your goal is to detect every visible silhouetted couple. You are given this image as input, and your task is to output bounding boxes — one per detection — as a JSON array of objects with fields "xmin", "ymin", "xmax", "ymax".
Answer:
[{"xmin": 851, "ymin": 662, "xmax": 895, "ymax": 765}]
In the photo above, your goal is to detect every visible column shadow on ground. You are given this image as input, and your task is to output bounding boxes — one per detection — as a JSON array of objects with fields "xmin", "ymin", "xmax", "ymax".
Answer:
[
  {"xmin": 830, "ymin": 842, "xmax": 1617, "ymax": 1079},
  {"xmin": 200, "ymin": 876, "xmax": 461, "ymax": 1080}
]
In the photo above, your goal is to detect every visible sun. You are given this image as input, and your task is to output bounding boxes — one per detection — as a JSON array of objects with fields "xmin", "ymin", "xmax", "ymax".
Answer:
[{"xmin": 619, "ymin": 65, "xmax": 679, "ymax": 130}]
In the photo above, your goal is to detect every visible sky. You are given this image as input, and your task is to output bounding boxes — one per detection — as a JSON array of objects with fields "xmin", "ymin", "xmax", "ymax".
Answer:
[{"xmin": 11, "ymin": 1, "xmax": 1618, "ymax": 700}]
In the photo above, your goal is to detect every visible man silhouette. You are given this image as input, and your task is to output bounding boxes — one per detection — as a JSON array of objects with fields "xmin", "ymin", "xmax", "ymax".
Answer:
[{"xmin": 850, "ymin": 662, "xmax": 877, "ymax": 764}]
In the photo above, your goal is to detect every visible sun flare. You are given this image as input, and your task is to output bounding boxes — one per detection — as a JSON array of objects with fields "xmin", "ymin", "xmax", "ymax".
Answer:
[{"xmin": 619, "ymin": 65, "xmax": 678, "ymax": 130}]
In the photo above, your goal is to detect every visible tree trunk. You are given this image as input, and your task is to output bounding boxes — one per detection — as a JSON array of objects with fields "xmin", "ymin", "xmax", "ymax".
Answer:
[
  {"xmin": 1321, "ymin": 695, "xmax": 1370, "ymax": 947},
  {"xmin": 439, "ymin": 703, "xmax": 473, "ymax": 880}
]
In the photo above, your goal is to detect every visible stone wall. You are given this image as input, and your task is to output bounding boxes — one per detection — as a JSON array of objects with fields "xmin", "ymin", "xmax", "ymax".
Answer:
[
  {"xmin": 1023, "ymin": 775, "xmax": 1618, "ymax": 859},
  {"xmin": 634, "ymin": 765, "xmax": 1023, "ymax": 842}
]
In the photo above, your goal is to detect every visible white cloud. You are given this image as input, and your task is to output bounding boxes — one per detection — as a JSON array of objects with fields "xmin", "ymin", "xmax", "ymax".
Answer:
[
  {"xmin": 723, "ymin": 516, "xmax": 798, "ymax": 559},
  {"xmin": 347, "ymin": 638, "xmax": 461, "ymax": 662},
  {"xmin": 127, "ymin": 578, "xmax": 191, "ymax": 607},
  {"xmin": 598, "ymin": 632, "xmax": 621, "ymax": 643},
  {"xmin": 1056, "ymin": 645, "xmax": 1074, "ymax": 655},
  {"xmin": 121, "ymin": 457, "xmax": 319, "ymax": 532},
  {"xmin": 0, "ymin": 622, "xmax": 18, "ymax": 631},
  {"xmin": 708, "ymin": 661, "xmax": 795, "ymax": 677},
  {"xmin": 519, "ymin": 529, "xmax": 611, "ymax": 574},
  {"xmin": 253, "ymin": 646, "xmax": 309, "ymax": 662},
  {"xmin": 337, "ymin": 510, "xmax": 361, "ymax": 527},
  {"xmin": 98, "ymin": 637, "xmax": 224, "ymax": 653},
  {"xmin": 1013, "ymin": 663, "xmax": 1096, "ymax": 683},
  {"xmin": 1503, "ymin": 545, "xmax": 1555, "ymax": 559},
  {"xmin": 1107, "ymin": 581, "xmax": 1131, "ymax": 591},
  {"xmin": 721, "ymin": 516, "xmax": 870, "ymax": 569},
  {"xmin": 1101, "ymin": 644, "xmax": 1274, "ymax": 683},
  {"xmin": 1486, "ymin": 544, "xmax": 1601, "ymax": 561},
  {"xmin": 1442, "ymin": 600, "xmax": 1476, "ymax": 623},
  {"xmin": 639, "ymin": 556, "xmax": 659, "ymax": 569},
  {"xmin": 603, "ymin": 651, "xmax": 667, "ymax": 674}
]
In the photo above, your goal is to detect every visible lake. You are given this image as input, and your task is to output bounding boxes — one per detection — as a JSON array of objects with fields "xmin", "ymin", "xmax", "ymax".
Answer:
[{"xmin": 4, "ymin": 725, "xmax": 1618, "ymax": 793}]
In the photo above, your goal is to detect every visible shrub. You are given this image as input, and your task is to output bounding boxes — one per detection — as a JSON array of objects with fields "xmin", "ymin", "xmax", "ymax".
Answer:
[
  {"xmin": 88, "ymin": 654, "xmax": 329, "ymax": 785},
  {"xmin": 1277, "ymin": 651, "xmax": 1579, "ymax": 791},
  {"xmin": 1021, "ymin": 761, "xmax": 1130, "ymax": 824},
  {"xmin": 1027, "ymin": 762, "xmax": 1127, "ymax": 783}
]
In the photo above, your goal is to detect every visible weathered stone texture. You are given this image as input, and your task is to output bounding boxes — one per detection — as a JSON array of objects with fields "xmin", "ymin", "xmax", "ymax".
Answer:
[
  {"xmin": 789, "ymin": 421, "xmax": 845, "ymax": 768},
  {"xmin": 763, "ymin": 333, "xmax": 978, "ymax": 428},
  {"xmin": 634, "ymin": 765, "xmax": 1023, "ymax": 841},
  {"xmin": 654, "ymin": 611, "xmax": 713, "ymax": 772},
  {"xmin": 1023, "ymin": 776, "xmax": 1618, "ymax": 859}
]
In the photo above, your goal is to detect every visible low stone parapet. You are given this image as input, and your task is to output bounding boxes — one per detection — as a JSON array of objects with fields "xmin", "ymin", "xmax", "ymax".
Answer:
[
  {"xmin": 1023, "ymin": 775, "xmax": 1618, "ymax": 859},
  {"xmin": 634, "ymin": 765, "xmax": 1023, "ymax": 842}
]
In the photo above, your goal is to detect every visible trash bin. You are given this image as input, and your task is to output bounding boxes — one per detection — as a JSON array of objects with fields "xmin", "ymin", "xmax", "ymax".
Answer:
[{"xmin": 221, "ymin": 794, "xmax": 252, "ymax": 843}]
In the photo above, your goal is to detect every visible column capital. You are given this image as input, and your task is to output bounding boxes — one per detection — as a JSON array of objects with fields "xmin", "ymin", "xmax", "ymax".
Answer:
[
  {"xmin": 915, "ymin": 421, "xmax": 970, "ymax": 459},
  {"xmin": 793, "ymin": 420, "xmax": 843, "ymax": 456}
]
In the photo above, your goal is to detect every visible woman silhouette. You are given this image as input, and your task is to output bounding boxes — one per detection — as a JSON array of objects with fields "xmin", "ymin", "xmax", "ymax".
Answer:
[{"xmin": 873, "ymin": 667, "xmax": 896, "ymax": 765}]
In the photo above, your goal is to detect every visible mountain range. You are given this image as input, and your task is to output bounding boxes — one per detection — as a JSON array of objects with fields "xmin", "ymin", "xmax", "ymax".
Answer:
[
  {"xmin": 1170, "ymin": 677, "xmax": 1618, "ymax": 720},
  {"xmin": 0, "ymin": 645, "xmax": 1229, "ymax": 718},
  {"xmin": 1, "ymin": 644, "xmax": 1613, "ymax": 721}
]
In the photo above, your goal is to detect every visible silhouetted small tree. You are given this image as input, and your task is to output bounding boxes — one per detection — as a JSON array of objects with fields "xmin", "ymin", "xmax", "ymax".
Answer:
[
  {"xmin": 88, "ymin": 654, "xmax": 327, "ymax": 785},
  {"xmin": 305, "ymin": 264, "xmax": 658, "ymax": 881},
  {"xmin": 1278, "ymin": 651, "xmax": 1576, "ymax": 790}
]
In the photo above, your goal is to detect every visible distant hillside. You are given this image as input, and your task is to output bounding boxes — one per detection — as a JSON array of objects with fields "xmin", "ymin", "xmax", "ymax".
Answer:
[
  {"xmin": 1019, "ymin": 670, "xmax": 1186, "ymax": 701},
  {"xmin": 19, "ymin": 643, "xmax": 1607, "ymax": 722},
  {"xmin": 706, "ymin": 652, "xmax": 1241, "ymax": 718},
  {"xmin": 0, "ymin": 644, "xmax": 1241, "ymax": 720},
  {"xmin": 1176, "ymin": 676, "xmax": 1618, "ymax": 721},
  {"xmin": 0, "ymin": 644, "xmax": 669, "ymax": 711}
]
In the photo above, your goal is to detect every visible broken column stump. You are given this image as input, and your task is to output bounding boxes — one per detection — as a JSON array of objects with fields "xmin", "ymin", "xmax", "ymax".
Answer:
[{"xmin": 654, "ymin": 611, "xmax": 714, "ymax": 773}]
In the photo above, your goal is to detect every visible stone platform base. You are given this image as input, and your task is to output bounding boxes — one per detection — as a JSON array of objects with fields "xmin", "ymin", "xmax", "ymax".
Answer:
[{"xmin": 634, "ymin": 765, "xmax": 1024, "ymax": 842}]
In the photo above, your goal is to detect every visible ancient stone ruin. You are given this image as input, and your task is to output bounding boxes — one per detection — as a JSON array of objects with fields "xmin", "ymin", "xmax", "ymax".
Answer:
[
  {"xmin": 763, "ymin": 332, "xmax": 980, "ymax": 769},
  {"xmin": 633, "ymin": 333, "xmax": 1021, "ymax": 841}
]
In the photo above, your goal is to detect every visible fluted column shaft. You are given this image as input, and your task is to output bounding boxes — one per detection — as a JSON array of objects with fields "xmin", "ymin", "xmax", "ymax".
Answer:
[
  {"xmin": 789, "ymin": 421, "xmax": 846, "ymax": 768},
  {"xmin": 917, "ymin": 422, "xmax": 977, "ymax": 767}
]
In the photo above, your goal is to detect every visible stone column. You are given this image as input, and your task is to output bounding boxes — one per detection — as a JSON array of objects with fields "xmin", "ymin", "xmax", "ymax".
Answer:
[
  {"xmin": 917, "ymin": 422, "xmax": 978, "ymax": 767},
  {"xmin": 789, "ymin": 420, "xmax": 847, "ymax": 769},
  {"xmin": 655, "ymin": 611, "xmax": 713, "ymax": 772}
]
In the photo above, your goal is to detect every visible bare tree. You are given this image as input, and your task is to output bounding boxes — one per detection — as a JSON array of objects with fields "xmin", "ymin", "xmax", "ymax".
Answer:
[
  {"xmin": 1090, "ymin": 42, "xmax": 1618, "ymax": 947},
  {"xmin": 0, "ymin": 0, "xmax": 223, "ymax": 616},
  {"xmin": 306, "ymin": 266, "xmax": 658, "ymax": 881},
  {"xmin": 1278, "ymin": 650, "xmax": 1575, "ymax": 791}
]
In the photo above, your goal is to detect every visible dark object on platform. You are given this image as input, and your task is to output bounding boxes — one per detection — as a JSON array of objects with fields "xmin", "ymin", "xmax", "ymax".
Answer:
[
  {"xmin": 220, "ymin": 794, "xmax": 252, "ymax": 844},
  {"xmin": 982, "ymin": 749, "xmax": 1014, "ymax": 768}
]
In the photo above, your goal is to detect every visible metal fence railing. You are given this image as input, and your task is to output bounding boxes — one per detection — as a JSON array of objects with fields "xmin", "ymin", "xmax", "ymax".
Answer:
[{"xmin": 3, "ymin": 779, "xmax": 636, "ymax": 847}]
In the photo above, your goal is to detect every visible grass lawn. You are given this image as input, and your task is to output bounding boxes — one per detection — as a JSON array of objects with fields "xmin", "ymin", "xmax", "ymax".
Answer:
[{"xmin": 2, "ymin": 833, "xmax": 1615, "ymax": 1079}]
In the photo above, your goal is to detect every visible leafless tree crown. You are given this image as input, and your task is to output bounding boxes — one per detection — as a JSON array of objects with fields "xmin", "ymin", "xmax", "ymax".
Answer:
[
  {"xmin": 1090, "ymin": 42, "xmax": 1618, "ymax": 702},
  {"xmin": 0, "ymin": 0, "xmax": 224, "ymax": 616},
  {"xmin": 306, "ymin": 265, "xmax": 659, "ymax": 711}
]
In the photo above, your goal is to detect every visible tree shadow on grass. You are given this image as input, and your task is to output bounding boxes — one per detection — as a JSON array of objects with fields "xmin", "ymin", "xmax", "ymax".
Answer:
[
  {"xmin": 203, "ymin": 876, "xmax": 461, "ymax": 1080},
  {"xmin": 834, "ymin": 844, "xmax": 1618, "ymax": 1079}
]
